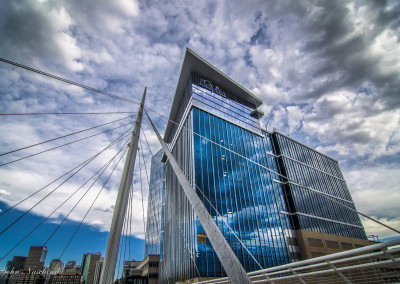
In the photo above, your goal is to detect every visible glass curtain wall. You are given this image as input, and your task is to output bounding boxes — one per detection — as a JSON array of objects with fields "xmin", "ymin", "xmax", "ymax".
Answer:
[
  {"xmin": 161, "ymin": 114, "xmax": 198, "ymax": 283},
  {"xmin": 145, "ymin": 149, "xmax": 165, "ymax": 256},
  {"xmin": 160, "ymin": 107, "xmax": 296, "ymax": 281},
  {"xmin": 271, "ymin": 133, "xmax": 367, "ymax": 239},
  {"xmin": 192, "ymin": 107, "xmax": 295, "ymax": 278}
]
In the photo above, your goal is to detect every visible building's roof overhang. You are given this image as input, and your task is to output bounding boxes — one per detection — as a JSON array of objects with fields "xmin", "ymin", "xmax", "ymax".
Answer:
[{"xmin": 163, "ymin": 48, "xmax": 263, "ymax": 142}]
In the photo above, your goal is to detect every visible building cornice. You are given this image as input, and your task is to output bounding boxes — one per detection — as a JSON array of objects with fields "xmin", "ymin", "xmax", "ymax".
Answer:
[{"xmin": 164, "ymin": 48, "xmax": 263, "ymax": 143}]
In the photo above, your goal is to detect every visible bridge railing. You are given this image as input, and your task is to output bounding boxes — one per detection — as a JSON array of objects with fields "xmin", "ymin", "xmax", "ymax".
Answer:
[{"xmin": 195, "ymin": 238, "xmax": 400, "ymax": 284}]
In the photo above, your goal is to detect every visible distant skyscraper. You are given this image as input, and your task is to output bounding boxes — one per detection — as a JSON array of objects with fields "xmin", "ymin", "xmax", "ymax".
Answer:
[
  {"xmin": 148, "ymin": 48, "xmax": 368, "ymax": 281},
  {"xmin": 7, "ymin": 256, "xmax": 27, "ymax": 272},
  {"xmin": 92, "ymin": 257, "xmax": 103, "ymax": 284},
  {"xmin": 65, "ymin": 261, "xmax": 77, "ymax": 270},
  {"xmin": 49, "ymin": 259, "xmax": 64, "ymax": 273},
  {"xmin": 80, "ymin": 253, "xmax": 101, "ymax": 284},
  {"xmin": 24, "ymin": 246, "xmax": 47, "ymax": 271}
]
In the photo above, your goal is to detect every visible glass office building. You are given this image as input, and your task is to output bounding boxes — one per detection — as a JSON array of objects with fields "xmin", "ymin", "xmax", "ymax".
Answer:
[
  {"xmin": 145, "ymin": 149, "xmax": 165, "ymax": 257},
  {"xmin": 271, "ymin": 133, "xmax": 366, "ymax": 240},
  {"xmin": 146, "ymin": 48, "xmax": 367, "ymax": 281}
]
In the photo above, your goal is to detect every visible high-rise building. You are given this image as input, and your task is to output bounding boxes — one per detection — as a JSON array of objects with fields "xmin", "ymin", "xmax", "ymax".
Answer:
[
  {"xmin": 144, "ymin": 149, "xmax": 165, "ymax": 256},
  {"xmin": 80, "ymin": 253, "xmax": 101, "ymax": 284},
  {"xmin": 6, "ymin": 256, "xmax": 27, "ymax": 272},
  {"xmin": 24, "ymin": 246, "xmax": 47, "ymax": 271},
  {"xmin": 92, "ymin": 257, "xmax": 103, "ymax": 284},
  {"xmin": 146, "ymin": 48, "xmax": 368, "ymax": 281},
  {"xmin": 270, "ymin": 132, "xmax": 370, "ymax": 259},
  {"xmin": 49, "ymin": 259, "xmax": 64, "ymax": 273},
  {"xmin": 65, "ymin": 260, "xmax": 77, "ymax": 270}
]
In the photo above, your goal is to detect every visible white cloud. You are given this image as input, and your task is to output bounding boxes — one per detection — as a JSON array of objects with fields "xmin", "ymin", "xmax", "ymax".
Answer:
[
  {"xmin": 0, "ymin": 0, "xmax": 399, "ymax": 247},
  {"xmin": 0, "ymin": 189, "xmax": 11, "ymax": 196}
]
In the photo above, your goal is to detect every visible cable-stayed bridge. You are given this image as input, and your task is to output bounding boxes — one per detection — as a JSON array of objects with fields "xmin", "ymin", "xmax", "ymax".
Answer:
[{"xmin": 0, "ymin": 58, "xmax": 399, "ymax": 284}]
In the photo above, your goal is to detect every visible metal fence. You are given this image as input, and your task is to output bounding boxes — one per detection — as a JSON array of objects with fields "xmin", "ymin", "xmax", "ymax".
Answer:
[{"xmin": 195, "ymin": 238, "xmax": 400, "ymax": 284}]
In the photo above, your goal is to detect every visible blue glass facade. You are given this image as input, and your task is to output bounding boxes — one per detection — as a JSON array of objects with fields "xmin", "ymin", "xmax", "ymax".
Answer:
[
  {"xmin": 192, "ymin": 108, "xmax": 296, "ymax": 276},
  {"xmin": 271, "ymin": 133, "xmax": 367, "ymax": 240},
  {"xmin": 144, "ymin": 149, "xmax": 165, "ymax": 256}
]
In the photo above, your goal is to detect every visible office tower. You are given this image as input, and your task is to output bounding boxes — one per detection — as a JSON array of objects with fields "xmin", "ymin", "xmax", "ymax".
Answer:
[
  {"xmin": 80, "ymin": 253, "xmax": 101, "ymax": 284},
  {"xmin": 144, "ymin": 149, "xmax": 165, "ymax": 256},
  {"xmin": 7, "ymin": 256, "xmax": 27, "ymax": 272},
  {"xmin": 92, "ymin": 257, "xmax": 103, "ymax": 284},
  {"xmin": 65, "ymin": 261, "xmax": 77, "ymax": 270},
  {"xmin": 271, "ymin": 132, "xmax": 369, "ymax": 258},
  {"xmin": 134, "ymin": 255, "xmax": 160, "ymax": 284},
  {"xmin": 150, "ymin": 48, "xmax": 367, "ymax": 281},
  {"xmin": 24, "ymin": 246, "xmax": 47, "ymax": 271},
  {"xmin": 121, "ymin": 260, "xmax": 141, "ymax": 277},
  {"xmin": 49, "ymin": 259, "xmax": 64, "ymax": 273}
]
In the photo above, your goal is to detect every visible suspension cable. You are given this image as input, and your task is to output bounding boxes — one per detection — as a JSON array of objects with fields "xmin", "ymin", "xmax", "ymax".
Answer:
[
  {"xmin": 0, "ymin": 58, "xmax": 140, "ymax": 105},
  {"xmin": 59, "ymin": 146, "xmax": 129, "ymax": 259},
  {"xmin": 0, "ymin": 127, "xmax": 133, "ymax": 217},
  {"xmin": 0, "ymin": 138, "xmax": 130, "ymax": 262},
  {"xmin": 128, "ymin": 183, "xmax": 134, "ymax": 261},
  {"xmin": 43, "ymin": 141, "xmax": 130, "ymax": 246},
  {"xmin": 0, "ymin": 122, "xmax": 132, "ymax": 167},
  {"xmin": 116, "ymin": 212, "xmax": 128, "ymax": 280},
  {"xmin": 123, "ymin": 183, "xmax": 133, "ymax": 263},
  {"xmin": 122, "ymin": 196, "xmax": 129, "ymax": 277},
  {"xmin": 138, "ymin": 142, "xmax": 147, "ymax": 233},
  {"xmin": 0, "ymin": 114, "xmax": 136, "ymax": 157},
  {"xmin": 0, "ymin": 129, "xmax": 132, "ymax": 235},
  {"xmin": 0, "ymin": 112, "xmax": 137, "ymax": 116}
]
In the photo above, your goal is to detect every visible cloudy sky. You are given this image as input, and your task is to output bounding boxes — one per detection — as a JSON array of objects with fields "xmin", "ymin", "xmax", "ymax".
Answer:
[{"xmin": 0, "ymin": 0, "xmax": 399, "ymax": 269}]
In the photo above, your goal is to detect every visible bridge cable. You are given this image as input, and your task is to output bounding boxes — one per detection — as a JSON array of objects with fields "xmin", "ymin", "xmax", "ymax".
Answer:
[
  {"xmin": 0, "ymin": 114, "xmax": 136, "ymax": 157},
  {"xmin": 0, "ymin": 58, "xmax": 140, "ymax": 105},
  {"xmin": 123, "ymin": 183, "xmax": 132, "ymax": 264},
  {"xmin": 116, "ymin": 210, "xmax": 128, "ymax": 280},
  {"xmin": 143, "ymin": 111, "xmax": 400, "ymax": 235},
  {"xmin": 43, "ymin": 141, "xmax": 130, "ymax": 247},
  {"xmin": 0, "ymin": 128, "xmax": 133, "ymax": 234},
  {"xmin": 0, "ymin": 112, "xmax": 137, "ymax": 116},
  {"xmin": 138, "ymin": 142, "xmax": 147, "ymax": 233},
  {"xmin": 0, "ymin": 127, "xmax": 133, "ymax": 217},
  {"xmin": 122, "ymin": 190, "xmax": 131, "ymax": 270},
  {"xmin": 0, "ymin": 122, "xmax": 132, "ymax": 167},
  {"xmin": 0, "ymin": 138, "xmax": 130, "ymax": 262},
  {"xmin": 59, "ymin": 145, "xmax": 129, "ymax": 259},
  {"xmin": 128, "ymin": 183, "xmax": 134, "ymax": 261}
]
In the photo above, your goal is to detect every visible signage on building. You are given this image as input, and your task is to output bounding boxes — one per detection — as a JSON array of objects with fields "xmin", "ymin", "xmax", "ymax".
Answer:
[{"xmin": 198, "ymin": 77, "xmax": 227, "ymax": 98}]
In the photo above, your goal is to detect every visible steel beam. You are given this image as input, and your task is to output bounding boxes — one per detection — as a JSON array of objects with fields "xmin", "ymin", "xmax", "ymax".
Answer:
[
  {"xmin": 145, "ymin": 111, "xmax": 252, "ymax": 284},
  {"xmin": 99, "ymin": 88, "xmax": 146, "ymax": 284}
]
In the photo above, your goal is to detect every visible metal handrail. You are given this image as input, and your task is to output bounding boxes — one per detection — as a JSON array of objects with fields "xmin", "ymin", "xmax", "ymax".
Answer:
[{"xmin": 195, "ymin": 237, "xmax": 400, "ymax": 283}]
